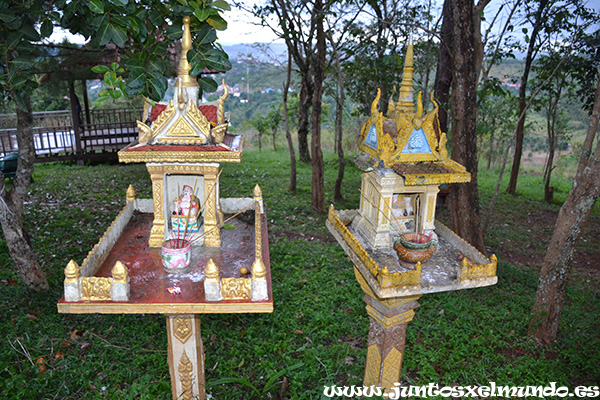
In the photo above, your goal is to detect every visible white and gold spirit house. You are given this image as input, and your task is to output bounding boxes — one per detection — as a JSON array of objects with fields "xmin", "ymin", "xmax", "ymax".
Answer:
[
  {"xmin": 327, "ymin": 42, "xmax": 497, "ymax": 393},
  {"xmin": 58, "ymin": 17, "xmax": 272, "ymax": 400}
]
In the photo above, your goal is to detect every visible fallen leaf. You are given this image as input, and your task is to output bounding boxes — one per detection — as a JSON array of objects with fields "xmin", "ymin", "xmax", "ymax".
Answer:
[
  {"xmin": 7, "ymin": 278, "xmax": 18, "ymax": 286},
  {"xmin": 222, "ymin": 321, "xmax": 230, "ymax": 326},
  {"xmin": 297, "ymin": 279, "xmax": 307, "ymax": 283},
  {"xmin": 439, "ymin": 309, "xmax": 445, "ymax": 315},
  {"xmin": 36, "ymin": 357, "xmax": 46, "ymax": 372},
  {"xmin": 210, "ymin": 333, "xmax": 216, "ymax": 341},
  {"xmin": 60, "ymin": 341, "xmax": 71, "ymax": 348},
  {"xmin": 70, "ymin": 329, "xmax": 84, "ymax": 340},
  {"xmin": 237, "ymin": 359, "xmax": 245, "ymax": 368},
  {"xmin": 240, "ymin": 329, "xmax": 246, "ymax": 335},
  {"xmin": 26, "ymin": 314, "xmax": 38, "ymax": 321},
  {"xmin": 293, "ymin": 329, "xmax": 304, "ymax": 335},
  {"xmin": 55, "ymin": 351, "xmax": 64, "ymax": 360},
  {"xmin": 344, "ymin": 356, "xmax": 355, "ymax": 365}
]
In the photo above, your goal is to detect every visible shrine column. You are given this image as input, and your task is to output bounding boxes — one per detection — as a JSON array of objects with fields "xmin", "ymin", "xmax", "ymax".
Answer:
[
  {"xmin": 420, "ymin": 187, "xmax": 439, "ymax": 232},
  {"xmin": 147, "ymin": 165, "xmax": 166, "ymax": 247},
  {"xmin": 166, "ymin": 314, "xmax": 205, "ymax": 400},
  {"xmin": 203, "ymin": 166, "xmax": 220, "ymax": 247},
  {"xmin": 355, "ymin": 267, "xmax": 421, "ymax": 393}
]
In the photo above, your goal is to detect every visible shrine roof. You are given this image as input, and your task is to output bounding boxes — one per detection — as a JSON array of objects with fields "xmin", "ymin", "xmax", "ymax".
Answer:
[
  {"xmin": 390, "ymin": 159, "xmax": 471, "ymax": 186},
  {"xmin": 118, "ymin": 133, "xmax": 243, "ymax": 164}
]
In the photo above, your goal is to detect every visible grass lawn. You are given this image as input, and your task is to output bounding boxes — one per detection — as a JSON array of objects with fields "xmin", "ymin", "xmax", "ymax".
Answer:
[{"xmin": 0, "ymin": 150, "xmax": 598, "ymax": 399}]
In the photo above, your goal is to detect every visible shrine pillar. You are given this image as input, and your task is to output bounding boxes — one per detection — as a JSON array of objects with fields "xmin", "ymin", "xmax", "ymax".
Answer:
[{"xmin": 166, "ymin": 314, "xmax": 205, "ymax": 400}]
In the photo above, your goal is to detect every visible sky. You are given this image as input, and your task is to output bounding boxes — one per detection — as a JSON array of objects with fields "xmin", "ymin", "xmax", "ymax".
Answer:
[{"xmin": 51, "ymin": 0, "xmax": 600, "ymax": 47}]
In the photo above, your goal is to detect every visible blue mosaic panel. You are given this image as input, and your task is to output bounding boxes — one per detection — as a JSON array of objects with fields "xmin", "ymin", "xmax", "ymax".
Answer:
[
  {"xmin": 364, "ymin": 124, "xmax": 378, "ymax": 150},
  {"xmin": 401, "ymin": 128, "xmax": 432, "ymax": 154}
]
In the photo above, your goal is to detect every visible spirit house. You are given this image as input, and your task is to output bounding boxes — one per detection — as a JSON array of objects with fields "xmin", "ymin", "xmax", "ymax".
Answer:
[{"xmin": 327, "ymin": 41, "xmax": 497, "ymax": 394}]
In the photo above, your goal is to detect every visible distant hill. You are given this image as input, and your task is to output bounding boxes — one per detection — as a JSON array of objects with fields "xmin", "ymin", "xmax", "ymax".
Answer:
[{"xmin": 221, "ymin": 43, "xmax": 288, "ymax": 63}]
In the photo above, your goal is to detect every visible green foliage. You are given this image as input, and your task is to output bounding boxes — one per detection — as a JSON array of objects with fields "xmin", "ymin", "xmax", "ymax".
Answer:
[
  {"xmin": 0, "ymin": 0, "xmax": 58, "ymax": 108},
  {"xmin": 61, "ymin": 0, "xmax": 231, "ymax": 102}
]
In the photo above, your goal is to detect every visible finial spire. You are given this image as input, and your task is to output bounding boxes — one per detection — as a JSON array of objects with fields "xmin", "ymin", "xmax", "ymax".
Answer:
[
  {"xmin": 177, "ymin": 16, "xmax": 199, "ymax": 88},
  {"xmin": 396, "ymin": 38, "xmax": 415, "ymax": 112}
]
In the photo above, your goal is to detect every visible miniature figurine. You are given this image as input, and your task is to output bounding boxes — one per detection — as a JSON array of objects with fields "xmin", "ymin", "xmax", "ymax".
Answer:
[{"xmin": 172, "ymin": 185, "xmax": 201, "ymax": 232}]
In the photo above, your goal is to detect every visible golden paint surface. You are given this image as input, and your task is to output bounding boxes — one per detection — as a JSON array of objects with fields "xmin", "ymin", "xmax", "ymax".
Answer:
[
  {"xmin": 381, "ymin": 348, "xmax": 402, "ymax": 392},
  {"xmin": 173, "ymin": 316, "xmax": 193, "ymax": 344},
  {"xmin": 221, "ymin": 278, "xmax": 251, "ymax": 300},
  {"xmin": 81, "ymin": 277, "xmax": 112, "ymax": 300},
  {"xmin": 178, "ymin": 350, "xmax": 194, "ymax": 400},
  {"xmin": 364, "ymin": 344, "xmax": 381, "ymax": 387}
]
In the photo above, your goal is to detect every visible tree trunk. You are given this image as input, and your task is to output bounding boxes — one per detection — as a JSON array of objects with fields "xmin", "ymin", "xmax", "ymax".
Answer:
[
  {"xmin": 258, "ymin": 131, "xmax": 263, "ymax": 151},
  {"xmin": 330, "ymin": 35, "xmax": 346, "ymax": 202},
  {"xmin": 433, "ymin": 0, "xmax": 453, "ymax": 135},
  {"xmin": 506, "ymin": 0, "xmax": 549, "ymax": 194},
  {"xmin": 544, "ymin": 117, "xmax": 556, "ymax": 203},
  {"xmin": 487, "ymin": 131, "xmax": 494, "ymax": 170},
  {"xmin": 298, "ymin": 74, "xmax": 312, "ymax": 162},
  {"xmin": 529, "ymin": 79, "xmax": 600, "ymax": 344},
  {"xmin": 0, "ymin": 93, "xmax": 48, "ymax": 290},
  {"xmin": 283, "ymin": 53, "xmax": 297, "ymax": 193},
  {"xmin": 446, "ymin": 0, "xmax": 485, "ymax": 252},
  {"xmin": 310, "ymin": 0, "xmax": 326, "ymax": 211}
]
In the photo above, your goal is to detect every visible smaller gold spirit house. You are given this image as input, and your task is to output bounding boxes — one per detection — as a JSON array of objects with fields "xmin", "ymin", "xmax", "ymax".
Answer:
[
  {"xmin": 327, "ymin": 40, "xmax": 498, "ymax": 395},
  {"xmin": 58, "ymin": 17, "xmax": 272, "ymax": 400}
]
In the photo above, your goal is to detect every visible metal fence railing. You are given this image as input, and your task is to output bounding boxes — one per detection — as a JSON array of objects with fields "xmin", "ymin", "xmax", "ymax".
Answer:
[{"xmin": 0, "ymin": 107, "xmax": 142, "ymax": 161}]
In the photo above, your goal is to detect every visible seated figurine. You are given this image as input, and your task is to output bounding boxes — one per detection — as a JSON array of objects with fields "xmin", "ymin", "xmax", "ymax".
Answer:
[{"xmin": 172, "ymin": 185, "xmax": 201, "ymax": 233}]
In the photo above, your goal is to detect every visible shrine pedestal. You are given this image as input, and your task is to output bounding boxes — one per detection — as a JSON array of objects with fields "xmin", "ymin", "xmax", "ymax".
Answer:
[{"xmin": 166, "ymin": 314, "xmax": 205, "ymax": 400}]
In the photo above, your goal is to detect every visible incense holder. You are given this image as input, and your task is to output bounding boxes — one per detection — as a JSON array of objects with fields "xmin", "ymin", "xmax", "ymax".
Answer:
[
  {"xmin": 394, "ymin": 233, "xmax": 436, "ymax": 264},
  {"xmin": 161, "ymin": 239, "xmax": 192, "ymax": 273}
]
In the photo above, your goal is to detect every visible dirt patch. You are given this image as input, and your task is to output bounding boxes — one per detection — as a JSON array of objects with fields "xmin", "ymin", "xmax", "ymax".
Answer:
[{"xmin": 489, "ymin": 207, "xmax": 600, "ymax": 279}]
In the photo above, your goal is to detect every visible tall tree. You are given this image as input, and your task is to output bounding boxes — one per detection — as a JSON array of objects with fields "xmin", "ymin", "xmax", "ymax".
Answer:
[
  {"xmin": 310, "ymin": 0, "xmax": 326, "ymax": 211},
  {"xmin": 249, "ymin": 0, "xmax": 316, "ymax": 162},
  {"xmin": 506, "ymin": 0, "xmax": 596, "ymax": 194},
  {"xmin": 445, "ymin": 0, "xmax": 485, "ymax": 251},
  {"xmin": 434, "ymin": 0, "xmax": 490, "ymax": 251},
  {"xmin": 529, "ymin": 79, "xmax": 600, "ymax": 344},
  {"xmin": 281, "ymin": 52, "xmax": 296, "ymax": 192},
  {"xmin": 506, "ymin": 0, "xmax": 550, "ymax": 194},
  {"xmin": 0, "ymin": 1, "xmax": 58, "ymax": 290}
]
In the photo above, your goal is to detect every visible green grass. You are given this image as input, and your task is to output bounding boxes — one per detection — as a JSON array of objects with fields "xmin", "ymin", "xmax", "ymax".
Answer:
[{"xmin": 0, "ymin": 150, "xmax": 598, "ymax": 399}]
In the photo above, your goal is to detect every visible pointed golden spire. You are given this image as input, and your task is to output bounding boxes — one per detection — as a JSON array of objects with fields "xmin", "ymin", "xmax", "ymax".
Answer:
[
  {"xmin": 126, "ymin": 185, "xmax": 137, "ymax": 202},
  {"xmin": 65, "ymin": 260, "xmax": 80, "ymax": 283},
  {"xmin": 177, "ymin": 16, "xmax": 199, "ymax": 88},
  {"xmin": 218, "ymin": 79, "xmax": 229, "ymax": 124},
  {"xmin": 205, "ymin": 258, "xmax": 220, "ymax": 281},
  {"xmin": 111, "ymin": 261, "xmax": 128, "ymax": 283},
  {"xmin": 396, "ymin": 38, "xmax": 415, "ymax": 113}
]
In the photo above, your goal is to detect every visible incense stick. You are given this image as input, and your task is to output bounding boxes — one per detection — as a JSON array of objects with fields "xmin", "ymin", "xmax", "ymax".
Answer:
[
  {"xmin": 190, "ymin": 202, "xmax": 255, "ymax": 245},
  {"xmin": 181, "ymin": 179, "xmax": 199, "ymax": 247},
  {"xmin": 187, "ymin": 169, "xmax": 223, "ymax": 244}
]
